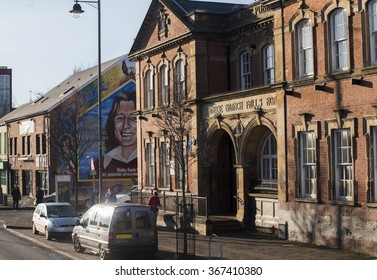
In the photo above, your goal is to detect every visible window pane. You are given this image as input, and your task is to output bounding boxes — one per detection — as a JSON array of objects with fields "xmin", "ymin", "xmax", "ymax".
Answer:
[
  {"xmin": 335, "ymin": 129, "xmax": 352, "ymax": 200},
  {"xmin": 261, "ymin": 134, "xmax": 277, "ymax": 180},
  {"xmin": 240, "ymin": 52, "xmax": 251, "ymax": 89},
  {"xmin": 300, "ymin": 132, "xmax": 317, "ymax": 198}
]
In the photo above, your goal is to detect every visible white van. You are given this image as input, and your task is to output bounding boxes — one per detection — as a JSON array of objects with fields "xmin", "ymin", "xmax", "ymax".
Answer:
[{"xmin": 71, "ymin": 203, "xmax": 158, "ymax": 260}]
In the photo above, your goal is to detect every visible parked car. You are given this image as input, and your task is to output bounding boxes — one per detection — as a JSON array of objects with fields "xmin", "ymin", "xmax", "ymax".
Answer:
[
  {"xmin": 43, "ymin": 187, "xmax": 93, "ymax": 209},
  {"xmin": 72, "ymin": 203, "xmax": 157, "ymax": 260},
  {"xmin": 116, "ymin": 185, "xmax": 138, "ymax": 203},
  {"xmin": 32, "ymin": 202, "xmax": 80, "ymax": 240}
]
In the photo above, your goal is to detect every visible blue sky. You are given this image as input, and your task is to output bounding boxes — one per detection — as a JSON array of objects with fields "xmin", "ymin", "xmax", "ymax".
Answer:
[{"xmin": 0, "ymin": 0, "xmax": 252, "ymax": 106}]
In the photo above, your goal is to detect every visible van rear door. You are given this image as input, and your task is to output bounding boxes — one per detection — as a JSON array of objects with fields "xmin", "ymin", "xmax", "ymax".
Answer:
[{"xmin": 112, "ymin": 207, "xmax": 155, "ymax": 249}]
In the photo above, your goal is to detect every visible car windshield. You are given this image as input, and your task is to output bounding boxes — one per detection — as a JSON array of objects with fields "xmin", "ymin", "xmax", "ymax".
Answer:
[{"xmin": 47, "ymin": 205, "xmax": 78, "ymax": 218}]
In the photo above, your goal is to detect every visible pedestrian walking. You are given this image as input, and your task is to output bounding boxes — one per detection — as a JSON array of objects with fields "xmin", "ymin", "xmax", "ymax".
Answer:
[
  {"xmin": 35, "ymin": 187, "xmax": 44, "ymax": 205},
  {"xmin": 104, "ymin": 187, "xmax": 117, "ymax": 203},
  {"xmin": 11, "ymin": 185, "xmax": 22, "ymax": 211},
  {"xmin": 147, "ymin": 191, "xmax": 161, "ymax": 223}
]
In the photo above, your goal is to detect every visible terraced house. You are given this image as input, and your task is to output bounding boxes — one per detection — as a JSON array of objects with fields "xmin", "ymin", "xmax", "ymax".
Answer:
[{"xmin": 129, "ymin": 0, "xmax": 377, "ymax": 255}]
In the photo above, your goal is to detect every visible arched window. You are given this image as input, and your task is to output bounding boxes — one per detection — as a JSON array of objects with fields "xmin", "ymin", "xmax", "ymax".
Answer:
[
  {"xmin": 175, "ymin": 59, "xmax": 185, "ymax": 102},
  {"xmin": 330, "ymin": 9, "xmax": 349, "ymax": 71},
  {"xmin": 297, "ymin": 19, "xmax": 313, "ymax": 77},
  {"xmin": 261, "ymin": 133, "xmax": 277, "ymax": 181},
  {"xmin": 159, "ymin": 65, "xmax": 169, "ymax": 106},
  {"xmin": 240, "ymin": 51, "xmax": 251, "ymax": 90},
  {"xmin": 145, "ymin": 70, "xmax": 154, "ymax": 109},
  {"xmin": 263, "ymin": 44, "xmax": 275, "ymax": 85}
]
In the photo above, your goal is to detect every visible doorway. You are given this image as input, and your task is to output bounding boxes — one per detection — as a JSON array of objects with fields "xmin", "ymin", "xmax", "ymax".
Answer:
[{"xmin": 209, "ymin": 129, "xmax": 236, "ymax": 215}]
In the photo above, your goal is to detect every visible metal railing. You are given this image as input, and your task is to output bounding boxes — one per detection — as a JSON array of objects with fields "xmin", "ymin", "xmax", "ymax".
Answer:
[
  {"xmin": 130, "ymin": 190, "xmax": 207, "ymax": 217},
  {"xmin": 208, "ymin": 234, "xmax": 223, "ymax": 259}
]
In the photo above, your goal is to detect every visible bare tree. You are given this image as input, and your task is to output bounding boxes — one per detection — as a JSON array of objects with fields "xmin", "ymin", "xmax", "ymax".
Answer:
[
  {"xmin": 153, "ymin": 100, "xmax": 197, "ymax": 256},
  {"xmin": 50, "ymin": 93, "xmax": 96, "ymax": 207}
]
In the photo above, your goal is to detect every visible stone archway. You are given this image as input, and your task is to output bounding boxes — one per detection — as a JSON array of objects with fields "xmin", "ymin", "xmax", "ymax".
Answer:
[
  {"xmin": 207, "ymin": 129, "xmax": 237, "ymax": 215},
  {"xmin": 240, "ymin": 123, "xmax": 279, "ymax": 230}
]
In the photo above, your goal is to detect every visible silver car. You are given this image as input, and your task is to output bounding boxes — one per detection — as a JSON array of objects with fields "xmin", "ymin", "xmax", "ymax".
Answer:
[{"xmin": 32, "ymin": 202, "xmax": 80, "ymax": 240}]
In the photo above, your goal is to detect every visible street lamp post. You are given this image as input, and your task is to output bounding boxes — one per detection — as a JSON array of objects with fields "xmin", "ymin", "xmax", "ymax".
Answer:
[{"xmin": 70, "ymin": 0, "xmax": 103, "ymax": 202}]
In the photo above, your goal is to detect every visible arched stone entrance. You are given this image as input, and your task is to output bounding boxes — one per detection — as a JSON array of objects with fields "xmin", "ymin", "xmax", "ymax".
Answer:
[
  {"xmin": 207, "ymin": 129, "xmax": 237, "ymax": 215},
  {"xmin": 241, "ymin": 123, "xmax": 279, "ymax": 231}
]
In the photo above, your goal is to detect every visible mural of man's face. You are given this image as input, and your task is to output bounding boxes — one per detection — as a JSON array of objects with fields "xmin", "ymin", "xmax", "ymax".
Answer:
[{"xmin": 113, "ymin": 100, "xmax": 137, "ymax": 148}]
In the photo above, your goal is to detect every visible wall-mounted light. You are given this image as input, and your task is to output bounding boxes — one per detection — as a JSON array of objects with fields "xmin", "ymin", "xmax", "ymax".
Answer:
[
  {"xmin": 147, "ymin": 131, "xmax": 154, "ymax": 138},
  {"xmin": 351, "ymin": 76, "xmax": 363, "ymax": 85},
  {"xmin": 139, "ymin": 115, "xmax": 148, "ymax": 121},
  {"xmin": 314, "ymin": 83, "xmax": 326, "ymax": 91},
  {"xmin": 285, "ymin": 87, "xmax": 294, "ymax": 95},
  {"xmin": 167, "ymin": 110, "xmax": 178, "ymax": 117},
  {"xmin": 152, "ymin": 113, "xmax": 161, "ymax": 119},
  {"xmin": 183, "ymin": 107, "xmax": 193, "ymax": 114}
]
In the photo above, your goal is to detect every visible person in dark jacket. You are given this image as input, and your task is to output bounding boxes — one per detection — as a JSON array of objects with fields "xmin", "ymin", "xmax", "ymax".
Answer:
[
  {"xmin": 11, "ymin": 186, "xmax": 22, "ymax": 211},
  {"xmin": 36, "ymin": 188, "xmax": 44, "ymax": 205}
]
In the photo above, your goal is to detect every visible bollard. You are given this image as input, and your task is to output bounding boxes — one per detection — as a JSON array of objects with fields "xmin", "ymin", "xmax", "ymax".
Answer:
[{"xmin": 3, "ymin": 195, "xmax": 8, "ymax": 206}]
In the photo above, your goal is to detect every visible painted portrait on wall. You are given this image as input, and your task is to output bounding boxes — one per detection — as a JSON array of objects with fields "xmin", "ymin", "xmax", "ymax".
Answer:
[{"xmin": 55, "ymin": 57, "xmax": 137, "ymax": 189}]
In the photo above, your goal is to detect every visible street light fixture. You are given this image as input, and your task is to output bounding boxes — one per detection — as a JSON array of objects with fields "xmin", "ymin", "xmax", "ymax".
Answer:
[{"xmin": 70, "ymin": 0, "xmax": 103, "ymax": 202}]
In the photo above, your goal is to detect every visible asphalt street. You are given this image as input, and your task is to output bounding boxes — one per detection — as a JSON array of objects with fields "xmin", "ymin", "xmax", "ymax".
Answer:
[{"xmin": 0, "ymin": 204, "xmax": 375, "ymax": 260}]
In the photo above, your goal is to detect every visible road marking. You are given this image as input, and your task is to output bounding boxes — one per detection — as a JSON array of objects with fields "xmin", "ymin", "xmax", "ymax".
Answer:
[{"xmin": 6, "ymin": 228, "xmax": 82, "ymax": 260}]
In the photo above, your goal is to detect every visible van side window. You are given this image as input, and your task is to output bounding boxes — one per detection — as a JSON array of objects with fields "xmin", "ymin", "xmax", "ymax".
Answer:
[
  {"xmin": 81, "ymin": 210, "xmax": 93, "ymax": 227},
  {"xmin": 116, "ymin": 209, "xmax": 132, "ymax": 230},
  {"xmin": 99, "ymin": 211, "xmax": 111, "ymax": 228},
  {"xmin": 90, "ymin": 212, "xmax": 101, "ymax": 227},
  {"xmin": 135, "ymin": 211, "xmax": 151, "ymax": 229}
]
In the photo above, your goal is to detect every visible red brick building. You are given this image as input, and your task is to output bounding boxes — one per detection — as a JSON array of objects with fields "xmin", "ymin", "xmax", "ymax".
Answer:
[
  {"xmin": 1, "ymin": 56, "xmax": 135, "ymax": 205},
  {"xmin": 130, "ymin": 0, "xmax": 377, "ymax": 255},
  {"xmin": 282, "ymin": 0, "xmax": 377, "ymax": 253}
]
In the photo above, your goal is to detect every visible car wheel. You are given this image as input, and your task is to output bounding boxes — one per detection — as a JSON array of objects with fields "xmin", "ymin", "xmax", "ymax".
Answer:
[
  {"xmin": 73, "ymin": 236, "xmax": 84, "ymax": 252},
  {"xmin": 99, "ymin": 246, "xmax": 108, "ymax": 260},
  {"xmin": 32, "ymin": 223, "xmax": 38, "ymax": 235},
  {"xmin": 45, "ymin": 227, "xmax": 52, "ymax": 240}
]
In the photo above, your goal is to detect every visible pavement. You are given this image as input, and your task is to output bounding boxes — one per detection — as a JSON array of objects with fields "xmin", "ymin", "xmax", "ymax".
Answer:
[{"xmin": 0, "ymin": 197, "xmax": 376, "ymax": 260}]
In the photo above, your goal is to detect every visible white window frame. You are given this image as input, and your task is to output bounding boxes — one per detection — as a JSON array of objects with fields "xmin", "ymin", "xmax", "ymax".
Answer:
[
  {"xmin": 240, "ymin": 51, "xmax": 251, "ymax": 90},
  {"xmin": 297, "ymin": 19, "xmax": 314, "ymax": 77},
  {"xmin": 331, "ymin": 9, "xmax": 349, "ymax": 72},
  {"xmin": 300, "ymin": 131, "xmax": 317, "ymax": 198},
  {"xmin": 334, "ymin": 129, "xmax": 353, "ymax": 201},
  {"xmin": 147, "ymin": 142, "xmax": 156, "ymax": 187},
  {"xmin": 261, "ymin": 134, "xmax": 277, "ymax": 181},
  {"xmin": 161, "ymin": 141, "xmax": 170, "ymax": 188},
  {"xmin": 263, "ymin": 44, "xmax": 275, "ymax": 85},
  {"xmin": 369, "ymin": 0, "xmax": 377, "ymax": 65},
  {"xmin": 175, "ymin": 59, "xmax": 185, "ymax": 102},
  {"xmin": 145, "ymin": 70, "xmax": 154, "ymax": 109},
  {"xmin": 160, "ymin": 65, "xmax": 169, "ymax": 106},
  {"xmin": 372, "ymin": 127, "xmax": 377, "ymax": 202}
]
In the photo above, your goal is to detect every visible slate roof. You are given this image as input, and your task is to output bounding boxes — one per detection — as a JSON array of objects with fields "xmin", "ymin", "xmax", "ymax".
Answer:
[
  {"xmin": 173, "ymin": 0, "xmax": 247, "ymax": 15},
  {"xmin": 1, "ymin": 54, "xmax": 129, "ymax": 123}
]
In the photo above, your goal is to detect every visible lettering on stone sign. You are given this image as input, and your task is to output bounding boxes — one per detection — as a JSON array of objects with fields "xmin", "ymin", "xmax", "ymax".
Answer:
[
  {"xmin": 246, "ymin": 98, "xmax": 263, "ymax": 110},
  {"xmin": 253, "ymin": 5, "xmax": 270, "ymax": 16},
  {"xmin": 225, "ymin": 101, "xmax": 243, "ymax": 112},
  {"xmin": 208, "ymin": 105, "xmax": 224, "ymax": 115},
  {"xmin": 266, "ymin": 96, "xmax": 276, "ymax": 106}
]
